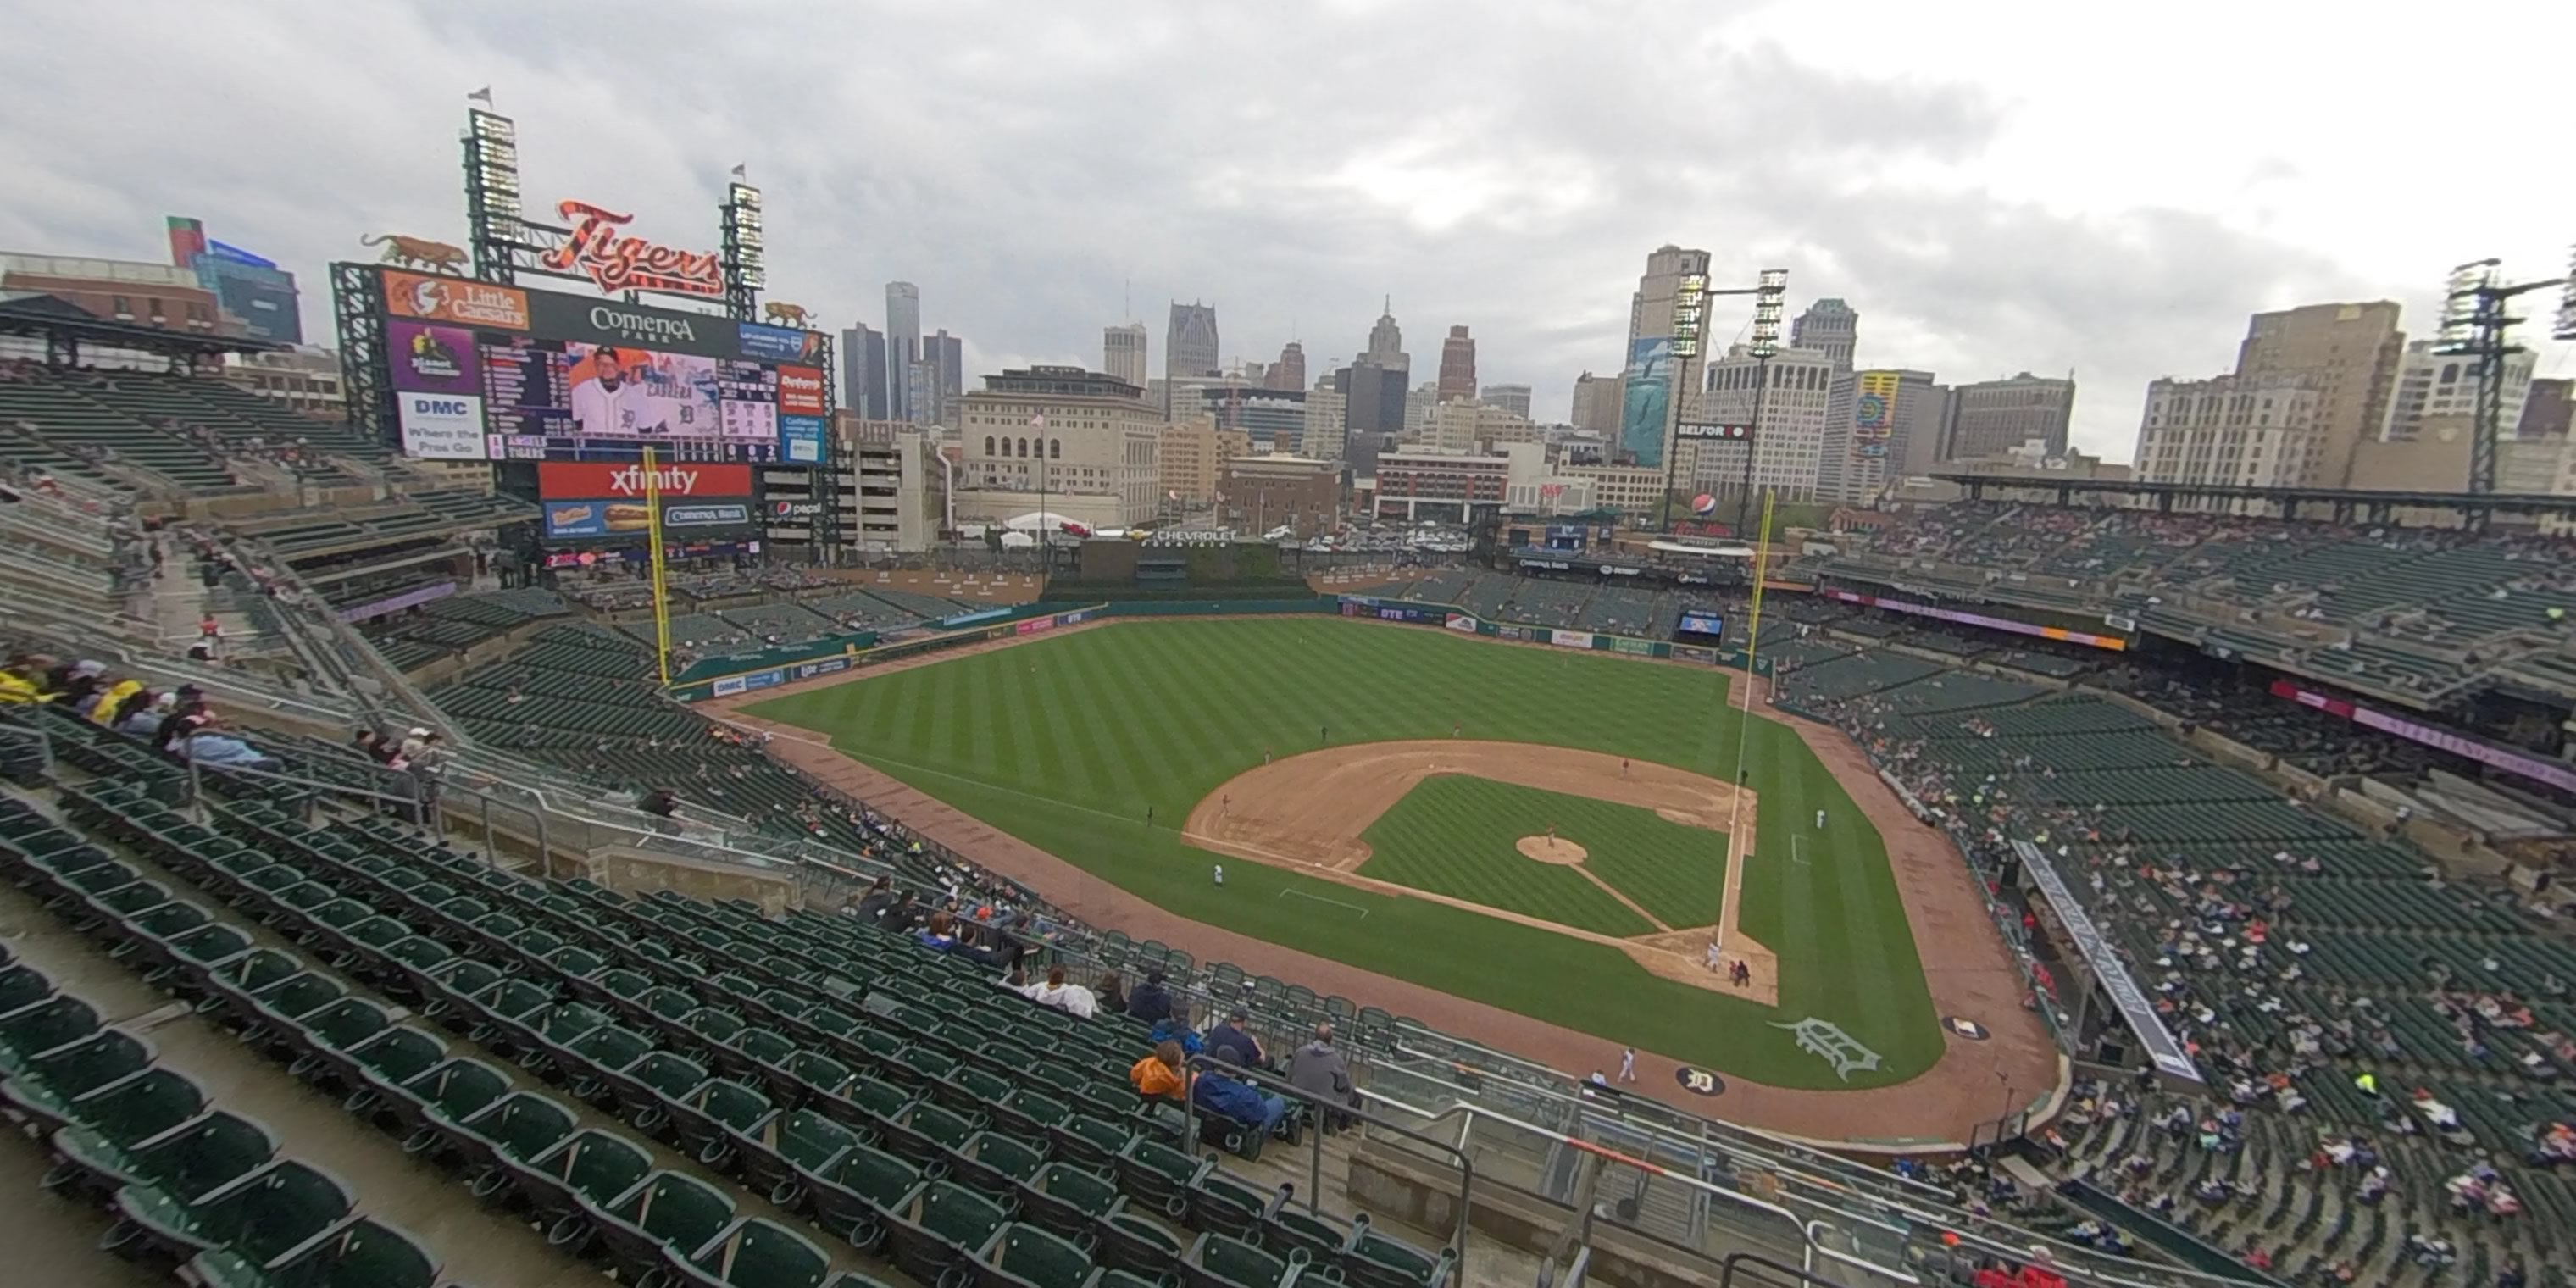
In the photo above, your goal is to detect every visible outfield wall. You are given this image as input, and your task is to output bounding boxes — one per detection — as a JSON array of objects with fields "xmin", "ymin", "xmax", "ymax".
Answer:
[{"xmin": 1336, "ymin": 594, "xmax": 1774, "ymax": 674}]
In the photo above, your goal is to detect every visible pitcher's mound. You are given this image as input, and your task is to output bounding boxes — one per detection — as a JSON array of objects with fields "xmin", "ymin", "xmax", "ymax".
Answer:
[{"xmin": 1517, "ymin": 836, "xmax": 1586, "ymax": 864}]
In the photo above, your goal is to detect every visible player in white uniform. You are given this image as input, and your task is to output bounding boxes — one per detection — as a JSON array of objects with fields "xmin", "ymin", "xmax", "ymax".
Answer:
[{"xmin": 569, "ymin": 347, "xmax": 666, "ymax": 437}]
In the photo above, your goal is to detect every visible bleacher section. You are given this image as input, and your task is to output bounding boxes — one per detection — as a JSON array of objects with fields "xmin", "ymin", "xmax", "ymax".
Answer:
[{"xmin": 0, "ymin": 375, "xmax": 247, "ymax": 493}]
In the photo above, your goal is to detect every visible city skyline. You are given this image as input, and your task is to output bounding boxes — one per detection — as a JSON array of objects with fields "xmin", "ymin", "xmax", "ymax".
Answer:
[{"xmin": 4, "ymin": 1, "xmax": 2573, "ymax": 461}]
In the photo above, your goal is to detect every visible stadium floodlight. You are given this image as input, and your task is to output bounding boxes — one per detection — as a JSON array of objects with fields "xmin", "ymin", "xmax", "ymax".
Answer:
[
  {"xmin": 720, "ymin": 179, "xmax": 764, "ymax": 320},
  {"xmin": 2431, "ymin": 255, "xmax": 2568, "ymax": 498},
  {"xmin": 462, "ymin": 107, "xmax": 524, "ymax": 282},
  {"xmin": 1749, "ymin": 269, "xmax": 1788, "ymax": 358}
]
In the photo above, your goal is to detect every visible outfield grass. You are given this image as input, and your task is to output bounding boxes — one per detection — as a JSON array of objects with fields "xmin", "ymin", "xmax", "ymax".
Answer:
[
  {"xmin": 1357, "ymin": 776, "xmax": 1724, "ymax": 935},
  {"xmin": 747, "ymin": 617, "xmax": 1942, "ymax": 1090}
]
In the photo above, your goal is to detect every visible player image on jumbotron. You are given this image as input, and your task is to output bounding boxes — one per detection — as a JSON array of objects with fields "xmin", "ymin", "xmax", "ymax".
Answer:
[{"xmin": 568, "ymin": 346, "xmax": 672, "ymax": 438}]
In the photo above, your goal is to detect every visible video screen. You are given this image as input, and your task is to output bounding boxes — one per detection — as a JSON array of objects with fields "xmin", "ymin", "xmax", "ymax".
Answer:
[{"xmin": 480, "ymin": 339, "xmax": 784, "ymax": 463}]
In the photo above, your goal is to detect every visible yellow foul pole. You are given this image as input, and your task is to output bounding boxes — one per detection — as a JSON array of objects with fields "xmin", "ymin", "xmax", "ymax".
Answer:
[
  {"xmin": 644, "ymin": 446, "xmax": 672, "ymax": 686},
  {"xmin": 1737, "ymin": 489, "xmax": 1777, "ymax": 713}
]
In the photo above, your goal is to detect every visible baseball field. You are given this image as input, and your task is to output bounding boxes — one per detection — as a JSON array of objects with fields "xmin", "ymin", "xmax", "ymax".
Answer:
[{"xmin": 745, "ymin": 616, "xmax": 1942, "ymax": 1091}]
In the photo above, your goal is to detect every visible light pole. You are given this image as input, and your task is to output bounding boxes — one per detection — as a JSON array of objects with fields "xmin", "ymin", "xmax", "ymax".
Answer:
[
  {"xmin": 1657, "ymin": 269, "xmax": 1787, "ymax": 532},
  {"xmin": 1030, "ymin": 413, "xmax": 1048, "ymax": 575}
]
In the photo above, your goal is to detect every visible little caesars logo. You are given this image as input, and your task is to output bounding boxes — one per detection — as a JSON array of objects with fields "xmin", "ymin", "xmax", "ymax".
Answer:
[
  {"xmin": 588, "ymin": 306, "xmax": 698, "ymax": 347},
  {"xmin": 606, "ymin": 464, "xmax": 701, "ymax": 497}
]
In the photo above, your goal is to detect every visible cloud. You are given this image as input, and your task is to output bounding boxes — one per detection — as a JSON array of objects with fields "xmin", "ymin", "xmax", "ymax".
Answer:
[{"xmin": 3, "ymin": 0, "xmax": 2540, "ymax": 464}]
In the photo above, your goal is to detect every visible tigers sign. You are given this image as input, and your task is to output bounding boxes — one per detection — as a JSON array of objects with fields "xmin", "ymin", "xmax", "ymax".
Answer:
[{"xmin": 540, "ymin": 200, "xmax": 726, "ymax": 299}]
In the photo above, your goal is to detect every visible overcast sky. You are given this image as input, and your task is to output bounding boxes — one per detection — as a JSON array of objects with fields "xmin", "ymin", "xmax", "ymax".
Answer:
[{"xmin": 5, "ymin": 0, "xmax": 2572, "ymax": 459}]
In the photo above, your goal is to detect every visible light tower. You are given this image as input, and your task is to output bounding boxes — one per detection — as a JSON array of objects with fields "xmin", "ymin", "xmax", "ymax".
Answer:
[{"xmin": 2433, "ymin": 253, "xmax": 2573, "ymax": 500}]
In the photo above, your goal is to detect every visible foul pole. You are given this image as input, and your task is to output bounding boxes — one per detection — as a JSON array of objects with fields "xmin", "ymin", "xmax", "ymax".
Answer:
[
  {"xmin": 1716, "ymin": 488, "xmax": 1777, "ymax": 935},
  {"xmin": 644, "ymin": 445, "xmax": 673, "ymax": 686}
]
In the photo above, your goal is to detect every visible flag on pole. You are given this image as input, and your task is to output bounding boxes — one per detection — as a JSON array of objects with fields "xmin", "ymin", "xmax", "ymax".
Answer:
[
  {"xmin": 730, "ymin": 164, "xmax": 748, "ymax": 180},
  {"xmin": 467, "ymin": 86, "xmax": 494, "ymax": 105}
]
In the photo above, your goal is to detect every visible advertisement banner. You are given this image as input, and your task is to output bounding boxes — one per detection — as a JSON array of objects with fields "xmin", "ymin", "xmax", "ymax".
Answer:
[
  {"xmin": 736, "ymin": 322, "xmax": 819, "ymax": 364},
  {"xmin": 791, "ymin": 657, "xmax": 851, "ymax": 681},
  {"xmin": 709, "ymin": 668, "xmax": 786, "ymax": 697},
  {"xmin": 387, "ymin": 320, "xmax": 482, "ymax": 396},
  {"xmin": 1619, "ymin": 336, "xmax": 1673, "ymax": 468},
  {"xmin": 1058, "ymin": 609, "xmax": 1091, "ymax": 627},
  {"xmin": 1549, "ymin": 629, "xmax": 1595, "ymax": 650},
  {"xmin": 383, "ymin": 269, "xmax": 530, "ymax": 330},
  {"xmin": 1446, "ymin": 613, "xmax": 1479, "ymax": 634},
  {"xmin": 538, "ymin": 462, "xmax": 753, "ymax": 500},
  {"xmin": 397, "ymin": 392, "xmax": 487, "ymax": 460},
  {"xmin": 777, "ymin": 365, "xmax": 826, "ymax": 417},
  {"xmin": 525, "ymin": 290, "xmax": 747, "ymax": 362},
  {"xmin": 664, "ymin": 502, "xmax": 750, "ymax": 528},
  {"xmin": 777, "ymin": 414, "xmax": 827, "ymax": 464},
  {"xmin": 541, "ymin": 497, "xmax": 753, "ymax": 539},
  {"xmin": 1679, "ymin": 609, "xmax": 1726, "ymax": 637},
  {"xmin": 768, "ymin": 499, "xmax": 824, "ymax": 520},
  {"xmin": 1611, "ymin": 636, "xmax": 1655, "ymax": 657},
  {"xmin": 1671, "ymin": 644, "xmax": 1717, "ymax": 666},
  {"xmin": 1822, "ymin": 587, "xmax": 2127, "ymax": 652},
  {"xmin": 2268, "ymin": 680, "xmax": 2576, "ymax": 793},
  {"xmin": 1017, "ymin": 617, "xmax": 1057, "ymax": 636},
  {"xmin": 1496, "ymin": 625, "xmax": 1529, "ymax": 642}
]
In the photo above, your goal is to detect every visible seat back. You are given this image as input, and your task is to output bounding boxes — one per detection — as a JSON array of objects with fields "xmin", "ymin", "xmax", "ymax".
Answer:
[
  {"xmin": 1191, "ymin": 1232, "xmax": 1293, "ymax": 1288},
  {"xmin": 23, "ymin": 1028, "xmax": 152, "ymax": 1095},
  {"xmin": 0, "ymin": 993, "xmax": 99, "ymax": 1058},
  {"xmin": 466, "ymin": 1092, "xmax": 578, "ymax": 1161},
  {"xmin": 69, "ymin": 1068, "xmax": 206, "ymax": 1144},
  {"xmin": 353, "ymin": 1027, "xmax": 448, "ymax": 1085},
  {"xmin": 197, "ymin": 1160, "xmax": 354, "ymax": 1264},
  {"xmin": 613, "ymin": 1170, "xmax": 738, "ymax": 1246},
  {"xmin": 401, "ymin": 1058, "xmax": 512, "ymax": 1120},
  {"xmin": 131, "ymin": 1109, "xmax": 276, "ymax": 1200},
  {"xmin": 541, "ymin": 1129, "xmax": 655, "ymax": 1205},
  {"xmin": 685, "ymin": 1217, "xmax": 835, "ymax": 1286},
  {"xmin": 985, "ymin": 1223, "xmax": 1098, "ymax": 1288},
  {"xmin": 265, "ymin": 1216, "xmax": 440, "ymax": 1288}
]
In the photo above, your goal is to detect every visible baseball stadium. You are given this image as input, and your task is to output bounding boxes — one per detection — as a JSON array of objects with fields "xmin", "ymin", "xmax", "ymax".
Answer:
[{"xmin": 4, "ymin": 96, "xmax": 2576, "ymax": 1288}]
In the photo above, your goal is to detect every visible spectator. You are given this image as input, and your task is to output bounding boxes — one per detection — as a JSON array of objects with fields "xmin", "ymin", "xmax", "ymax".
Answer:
[
  {"xmin": 1127, "ymin": 969, "xmax": 1174, "ymax": 1024},
  {"xmin": 1151, "ymin": 1014, "xmax": 1204, "ymax": 1058},
  {"xmin": 640, "ymin": 788, "xmax": 680, "ymax": 819},
  {"xmin": 117, "ymin": 691, "xmax": 175, "ymax": 738},
  {"xmin": 1129, "ymin": 1039, "xmax": 1188, "ymax": 1102},
  {"xmin": 398, "ymin": 725, "xmax": 435, "ymax": 763},
  {"xmin": 184, "ymin": 721, "xmax": 281, "ymax": 772},
  {"xmin": 1096, "ymin": 971, "xmax": 1127, "ymax": 1015},
  {"xmin": 99, "ymin": 684, "xmax": 156, "ymax": 729},
  {"xmin": 1193, "ymin": 1049, "xmax": 1292, "ymax": 1142},
  {"xmin": 1013, "ymin": 966, "xmax": 1098, "ymax": 1019},
  {"xmin": 1286, "ymin": 1022, "xmax": 1356, "ymax": 1131},
  {"xmin": 0, "ymin": 652, "xmax": 52, "ymax": 704},
  {"xmin": 916, "ymin": 911, "xmax": 960, "ymax": 952},
  {"xmin": 153, "ymin": 688, "xmax": 209, "ymax": 755},
  {"xmin": 1207, "ymin": 1008, "xmax": 1266, "ymax": 1069},
  {"xmin": 86, "ymin": 675, "xmax": 143, "ymax": 727},
  {"xmin": 58, "ymin": 659, "xmax": 108, "ymax": 708},
  {"xmin": 850, "ymin": 876, "xmax": 896, "ymax": 921}
]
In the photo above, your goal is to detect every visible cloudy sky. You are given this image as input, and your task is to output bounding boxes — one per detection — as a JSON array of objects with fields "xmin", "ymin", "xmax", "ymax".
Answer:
[{"xmin": 6, "ymin": 0, "xmax": 2572, "ymax": 459}]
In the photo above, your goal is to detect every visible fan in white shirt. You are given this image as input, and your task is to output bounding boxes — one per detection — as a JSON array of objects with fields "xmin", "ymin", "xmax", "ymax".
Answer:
[{"xmin": 569, "ymin": 347, "xmax": 666, "ymax": 436}]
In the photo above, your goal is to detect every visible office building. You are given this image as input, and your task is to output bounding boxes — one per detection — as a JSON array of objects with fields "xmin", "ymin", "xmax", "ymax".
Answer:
[
  {"xmin": 1691, "ymin": 344, "xmax": 1838, "ymax": 500},
  {"xmin": 1557, "ymin": 463, "xmax": 1668, "ymax": 514},
  {"xmin": 1480, "ymin": 383, "xmax": 1532, "ymax": 420},
  {"xmin": 223, "ymin": 346, "xmax": 345, "ymax": 418},
  {"xmin": 1568, "ymin": 370, "xmax": 1623, "ymax": 436},
  {"xmin": 1944, "ymin": 372, "xmax": 2076, "ymax": 462},
  {"xmin": 2134, "ymin": 372, "xmax": 2323, "ymax": 488},
  {"xmin": 1790, "ymin": 298, "xmax": 1858, "ymax": 375},
  {"xmin": 1103, "ymin": 323, "xmax": 1149, "ymax": 388},
  {"xmin": 2523, "ymin": 379, "xmax": 2573, "ymax": 441},
  {"xmin": 1367, "ymin": 448, "xmax": 1513, "ymax": 523},
  {"xmin": 1335, "ymin": 361, "xmax": 1408, "ymax": 437},
  {"xmin": 1301, "ymin": 381, "xmax": 1348, "ymax": 464},
  {"xmin": 1621, "ymin": 244, "xmax": 1713, "ymax": 467},
  {"xmin": 884, "ymin": 281, "xmax": 922, "ymax": 423},
  {"xmin": 1190, "ymin": 383, "xmax": 1307, "ymax": 454},
  {"xmin": 1219, "ymin": 455, "xmax": 1341, "ymax": 536},
  {"xmin": 2231, "ymin": 301, "xmax": 2404, "ymax": 488},
  {"xmin": 166, "ymin": 217, "xmax": 300, "ymax": 344},
  {"xmin": 1816, "ymin": 369, "xmax": 1939, "ymax": 502},
  {"xmin": 1, "ymin": 253, "xmax": 239, "ymax": 338},
  {"xmin": 1424, "ymin": 399, "xmax": 1538, "ymax": 456},
  {"xmin": 1158, "ymin": 417, "xmax": 1247, "ymax": 510},
  {"xmin": 2380, "ymin": 339, "xmax": 2536, "ymax": 444},
  {"xmin": 1265, "ymin": 341, "xmax": 1307, "ymax": 391},
  {"xmin": 922, "ymin": 330, "xmax": 964, "ymax": 426},
  {"xmin": 1365, "ymin": 297, "xmax": 1407, "ymax": 373},
  {"xmin": 1437, "ymin": 325, "xmax": 1477, "ymax": 400},
  {"xmin": 958, "ymin": 366, "xmax": 1163, "ymax": 531},
  {"xmin": 837, "ymin": 325, "xmax": 889, "ymax": 419},
  {"xmin": 1167, "ymin": 301, "xmax": 1221, "ymax": 389},
  {"xmin": 759, "ymin": 415, "xmax": 934, "ymax": 555},
  {"xmin": 1403, "ymin": 382, "xmax": 1441, "ymax": 440}
]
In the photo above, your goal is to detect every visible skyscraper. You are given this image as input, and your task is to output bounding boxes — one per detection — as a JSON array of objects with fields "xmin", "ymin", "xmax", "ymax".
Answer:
[
  {"xmin": 1366, "ymin": 297, "xmax": 1406, "ymax": 373},
  {"xmin": 924, "ymin": 330, "xmax": 964, "ymax": 426},
  {"xmin": 1791, "ymin": 298, "xmax": 1858, "ymax": 375},
  {"xmin": 838, "ymin": 324, "xmax": 889, "ymax": 419},
  {"xmin": 1167, "ymin": 302, "xmax": 1221, "ymax": 386},
  {"xmin": 885, "ymin": 281, "xmax": 922, "ymax": 423},
  {"xmin": 1697, "ymin": 344, "xmax": 1837, "ymax": 500},
  {"xmin": 2231, "ymin": 301, "xmax": 2404, "ymax": 489},
  {"xmin": 2382, "ymin": 340, "xmax": 2536, "ymax": 444},
  {"xmin": 1944, "ymin": 373, "xmax": 2077, "ymax": 461},
  {"xmin": 1568, "ymin": 371, "xmax": 1623, "ymax": 436},
  {"xmin": 1103, "ymin": 323, "xmax": 1149, "ymax": 388},
  {"xmin": 1621, "ymin": 245, "xmax": 1711, "ymax": 468},
  {"xmin": 1817, "ymin": 369, "xmax": 1937, "ymax": 502},
  {"xmin": 1480, "ymin": 384, "xmax": 1532, "ymax": 420},
  {"xmin": 1266, "ymin": 341, "xmax": 1307, "ymax": 391},
  {"xmin": 1435, "ymin": 325, "xmax": 1477, "ymax": 402}
]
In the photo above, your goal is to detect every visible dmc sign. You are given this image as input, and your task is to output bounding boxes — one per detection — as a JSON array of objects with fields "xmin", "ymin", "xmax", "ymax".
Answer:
[{"xmin": 539, "ymin": 200, "xmax": 725, "ymax": 298}]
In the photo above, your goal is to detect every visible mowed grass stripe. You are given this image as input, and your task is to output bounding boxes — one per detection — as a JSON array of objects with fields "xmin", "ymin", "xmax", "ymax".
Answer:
[
  {"xmin": 748, "ymin": 618, "xmax": 1944, "ymax": 1090},
  {"xmin": 1357, "ymin": 777, "xmax": 1652, "ymax": 937}
]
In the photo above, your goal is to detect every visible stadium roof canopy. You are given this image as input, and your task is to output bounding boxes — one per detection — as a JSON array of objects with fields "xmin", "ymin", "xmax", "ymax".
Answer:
[
  {"xmin": 1935, "ymin": 470, "xmax": 2576, "ymax": 520},
  {"xmin": 0, "ymin": 291, "xmax": 284, "ymax": 359}
]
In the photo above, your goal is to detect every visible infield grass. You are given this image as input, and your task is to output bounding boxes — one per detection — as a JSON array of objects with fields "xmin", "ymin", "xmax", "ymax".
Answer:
[
  {"xmin": 1357, "ymin": 776, "xmax": 1724, "ymax": 936},
  {"xmin": 747, "ymin": 616, "xmax": 1942, "ymax": 1091}
]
